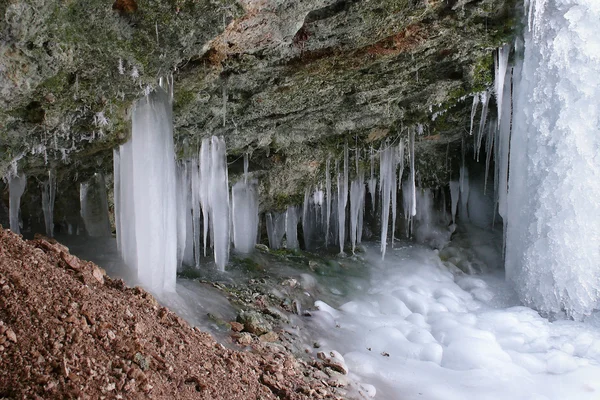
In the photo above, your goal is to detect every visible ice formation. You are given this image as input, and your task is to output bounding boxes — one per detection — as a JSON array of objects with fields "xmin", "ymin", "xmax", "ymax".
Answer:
[
  {"xmin": 337, "ymin": 144, "xmax": 349, "ymax": 254},
  {"xmin": 474, "ymin": 91, "xmax": 490, "ymax": 162},
  {"xmin": 199, "ymin": 140, "xmax": 211, "ymax": 258},
  {"xmin": 208, "ymin": 136, "xmax": 230, "ymax": 270},
  {"xmin": 325, "ymin": 158, "xmax": 332, "ymax": 248},
  {"xmin": 459, "ymin": 165, "xmax": 470, "ymax": 221},
  {"xmin": 8, "ymin": 173, "xmax": 26, "ymax": 234},
  {"xmin": 175, "ymin": 163, "xmax": 191, "ymax": 269},
  {"xmin": 367, "ymin": 147, "xmax": 378, "ymax": 211},
  {"xmin": 41, "ymin": 170, "xmax": 56, "ymax": 237},
  {"xmin": 231, "ymin": 178, "xmax": 259, "ymax": 254},
  {"xmin": 349, "ymin": 170, "xmax": 365, "ymax": 254},
  {"xmin": 286, "ymin": 206, "xmax": 299, "ymax": 250},
  {"xmin": 80, "ymin": 173, "xmax": 111, "ymax": 237},
  {"xmin": 115, "ymin": 141, "xmax": 137, "ymax": 270},
  {"xmin": 117, "ymin": 88, "xmax": 177, "ymax": 292},
  {"xmin": 449, "ymin": 180, "xmax": 460, "ymax": 224},
  {"xmin": 505, "ymin": 0, "xmax": 600, "ymax": 319},
  {"xmin": 266, "ymin": 212, "xmax": 286, "ymax": 250}
]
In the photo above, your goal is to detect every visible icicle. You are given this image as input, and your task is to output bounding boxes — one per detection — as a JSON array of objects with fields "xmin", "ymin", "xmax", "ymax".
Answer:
[
  {"xmin": 459, "ymin": 165, "xmax": 470, "ymax": 221},
  {"xmin": 41, "ymin": 170, "xmax": 56, "ymax": 238},
  {"xmin": 286, "ymin": 206, "xmax": 299, "ymax": 249},
  {"xmin": 475, "ymin": 91, "xmax": 490, "ymax": 162},
  {"xmin": 497, "ymin": 67, "xmax": 513, "ymax": 220},
  {"xmin": 325, "ymin": 158, "xmax": 331, "ymax": 248},
  {"xmin": 449, "ymin": 181, "xmax": 460, "ymax": 224},
  {"xmin": 266, "ymin": 212, "xmax": 286, "ymax": 249},
  {"xmin": 350, "ymin": 171, "xmax": 365, "ymax": 254},
  {"xmin": 8, "ymin": 173, "xmax": 26, "ymax": 235},
  {"xmin": 337, "ymin": 144, "xmax": 349, "ymax": 254},
  {"xmin": 495, "ymin": 44, "xmax": 511, "ymax": 128},
  {"xmin": 409, "ymin": 128, "xmax": 417, "ymax": 217},
  {"xmin": 469, "ymin": 95, "xmax": 480, "ymax": 136},
  {"xmin": 176, "ymin": 163, "xmax": 190, "ymax": 270},
  {"xmin": 484, "ymin": 121, "xmax": 496, "ymax": 194},
  {"xmin": 397, "ymin": 141, "xmax": 405, "ymax": 189},
  {"xmin": 80, "ymin": 173, "xmax": 111, "ymax": 237},
  {"xmin": 199, "ymin": 139, "xmax": 211, "ymax": 258},
  {"xmin": 367, "ymin": 147, "xmax": 377, "ymax": 212},
  {"xmin": 191, "ymin": 157, "xmax": 202, "ymax": 266},
  {"xmin": 243, "ymin": 153, "xmax": 249, "ymax": 183},
  {"xmin": 222, "ymin": 79, "xmax": 228, "ymax": 127},
  {"xmin": 209, "ymin": 136, "xmax": 230, "ymax": 270},
  {"xmin": 113, "ymin": 149, "xmax": 121, "ymax": 251},
  {"xmin": 357, "ymin": 181, "xmax": 365, "ymax": 245},
  {"xmin": 379, "ymin": 145, "xmax": 394, "ymax": 258},
  {"xmin": 232, "ymin": 178, "xmax": 259, "ymax": 254}
]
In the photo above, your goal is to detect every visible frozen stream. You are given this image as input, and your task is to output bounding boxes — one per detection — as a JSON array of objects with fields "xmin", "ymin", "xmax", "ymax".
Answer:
[{"xmin": 60, "ymin": 228, "xmax": 600, "ymax": 400}]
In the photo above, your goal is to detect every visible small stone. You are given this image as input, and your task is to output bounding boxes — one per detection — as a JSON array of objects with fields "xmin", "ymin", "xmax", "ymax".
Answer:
[
  {"xmin": 5, "ymin": 329, "xmax": 16, "ymax": 343},
  {"xmin": 104, "ymin": 382, "xmax": 116, "ymax": 392},
  {"xmin": 134, "ymin": 353, "xmax": 149, "ymax": 371},
  {"xmin": 255, "ymin": 244, "xmax": 269, "ymax": 252},
  {"xmin": 259, "ymin": 331, "xmax": 278, "ymax": 342},
  {"xmin": 229, "ymin": 321, "xmax": 243, "ymax": 332},
  {"xmin": 107, "ymin": 330, "xmax": 116, "ymax": 340},
  {"xmin": 237, "ymin": 332, "xmax": 253, "ymax": 346},
  {"xmin": 92, "ymin": 266, "xmax": 105, "ymax": 284},
  {"xmin": 281, "ymin": 278, "xmax": 297, "ymax": 288},
  {"xmin": 236, "ymin": 311, "xmax": 272, "ymax": 335}
]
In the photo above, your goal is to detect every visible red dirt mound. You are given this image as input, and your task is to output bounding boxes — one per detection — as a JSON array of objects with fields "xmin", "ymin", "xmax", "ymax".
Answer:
[{"xmin": 0, "ymin": 228, "xmax": 339, "ymax": 399}]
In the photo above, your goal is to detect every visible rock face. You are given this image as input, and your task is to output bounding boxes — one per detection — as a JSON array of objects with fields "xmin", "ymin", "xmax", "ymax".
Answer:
[{"xmin": 0, "ymin": 0, "xmax": 515, "ymax": 212}]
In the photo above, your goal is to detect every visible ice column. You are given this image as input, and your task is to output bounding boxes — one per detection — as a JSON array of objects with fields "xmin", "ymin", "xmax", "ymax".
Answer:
[
  {"xmin": 129, "ymin": 88, "xmax": 177, "ymax": 292},
  {"xmin": 337, "ymin": 144, "xmax": 349, "ymax": 254},
  {"xmin": 379, "ymin": 145, "xmax": 397, "ymax": 258},
  {"xmin": 8, "ymin": 173, "xmax": 26, "ymax": 234},
  {"xmin": 449, "ymin": 181, "xmax": 460, "ymax": 224},
  {"xmin": 325, "ymin": 158, "xmax": 332, "ymax": 247},
  {"xmin": 41, "ymin": 170, "xmax": 56, "ymax": 238},
  {"xmin": 286, "ymin": 206, "xmax": 299, "ymax": 250},
  {"xmin": 232, "ymin": 178, "xmax": 259, "ymax": 254},
  {"xmin": 116, "ymin": 141, "xmax": 137, "ymax": 270},
  {"xmin": 266, "ymin": 212, "xmax": 286, "ymax": 250},
  {"xmin": 209, "ymin": 136, "xmax": 230, "ymax": 270},
  {"xmin": 176, "ymin": 163, "xmax": 191, "ymax": 270},
  {"xmin": 505, "ymin": 0, "xmax": 600, "ymax": 319},
  {"xmin": 199, "ymin": 139, "xmax": 211, "ymax": 258},
  {"xmin": 80, "ymin": 173, "xmax": 111, "ymax": 237}
]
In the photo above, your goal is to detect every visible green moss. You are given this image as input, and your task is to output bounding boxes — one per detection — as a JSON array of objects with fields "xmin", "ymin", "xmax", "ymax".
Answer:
[
  {"xmin": 471, "ymin": 53, "xmax": 494, "ymax": 92},
  {"xmin": 174, "ymin": 89, "xmax": 196, "ymax": 112}
]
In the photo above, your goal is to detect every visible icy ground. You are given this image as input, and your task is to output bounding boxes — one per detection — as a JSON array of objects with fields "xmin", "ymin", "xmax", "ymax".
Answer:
[
  {"xmin": 306, "ymin": 242, "xmax": 600, "ymax": 400},
  {"xmin": 62, "ymin": 232, "xmax": 600, "ymax": 400}
]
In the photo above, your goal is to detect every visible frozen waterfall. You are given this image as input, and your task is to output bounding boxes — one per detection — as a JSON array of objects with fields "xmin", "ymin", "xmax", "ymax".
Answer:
[
  {"xmin": 505, "ymin": 0, "xmax": 600, "ymax": 319},
  {"xmin": 116, "ymin": 88, "xmax": 177, "ymax": 293}
]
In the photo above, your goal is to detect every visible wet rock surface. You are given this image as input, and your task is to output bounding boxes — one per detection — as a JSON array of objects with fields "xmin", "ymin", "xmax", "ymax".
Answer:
[{"xmin": 0, "ymin": 227, "xmax": 352, "ymax": 399}]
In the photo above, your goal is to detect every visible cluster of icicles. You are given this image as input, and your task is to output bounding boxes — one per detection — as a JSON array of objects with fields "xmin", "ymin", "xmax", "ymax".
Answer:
[
  {"xmin": 4, "ymin": 51, "xmax": 507, "ymax": 296},
  {"xmin": 108, "ymin": 82, "xmax": 441, "ymax": 293}
]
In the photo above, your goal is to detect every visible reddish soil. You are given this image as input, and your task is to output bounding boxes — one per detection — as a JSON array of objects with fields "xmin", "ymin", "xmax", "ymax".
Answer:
[{"xmin": 0, "ymin": 227, "xmax": 340, "ymax": 399}]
